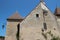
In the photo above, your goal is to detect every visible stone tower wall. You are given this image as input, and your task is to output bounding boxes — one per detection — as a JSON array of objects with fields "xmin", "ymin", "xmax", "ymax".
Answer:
[{"xmin": 5, "ymin": 21, "xmax": 20, "ymax": 40}]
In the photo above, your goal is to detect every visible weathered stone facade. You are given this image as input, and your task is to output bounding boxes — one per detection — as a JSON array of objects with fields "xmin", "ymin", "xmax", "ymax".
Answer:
[
  {"xmin": 5, "ymin": 12, "xmax": 24, "ymax": 40},
  {"xmin": 20, "ymin": 2, "xmax": 60, "ymax": 40},
  {"xmin": 5, "ymin": 0, "xmax": 60, "ymax": 40},
  {"xmin": 54, "ymin": 8, "xmax": 60, "ymax": 32}
]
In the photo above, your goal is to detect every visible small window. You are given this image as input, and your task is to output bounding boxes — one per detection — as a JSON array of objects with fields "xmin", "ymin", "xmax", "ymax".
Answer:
[
  {"xmin": 43, "ymin": 10, "xmax": 48, "ymax": 16},
  {"xmin": 43, "ymin": 23, "xmax": 47, "ymax": 30},
  {"xmin": 36, "ymin": 14, "xmax": 39, "ymax": 17}
]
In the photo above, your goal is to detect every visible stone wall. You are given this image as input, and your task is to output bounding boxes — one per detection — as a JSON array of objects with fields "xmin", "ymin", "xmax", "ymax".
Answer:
[{"xmin": 5, "ymin": 21, "xmax": 20, "ymax": 40}]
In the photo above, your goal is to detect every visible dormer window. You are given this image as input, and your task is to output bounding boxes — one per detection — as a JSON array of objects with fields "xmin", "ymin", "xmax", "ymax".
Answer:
[{"xmin": 36, "ymin": 14, "xmax": 39, "ymax": 18}]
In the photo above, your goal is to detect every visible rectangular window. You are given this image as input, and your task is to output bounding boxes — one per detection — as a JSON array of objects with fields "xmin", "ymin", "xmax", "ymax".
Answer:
[
  {"xmin": 43, "ymin": 23, "xmax": 47, "ymax": 30},
  {"xmin": 43, "ymin": 10, "xmax": 48, "ymax": 16},
  {"xmin": 36, "ymin": 14, "xmax": 39, "ymax": 17}
]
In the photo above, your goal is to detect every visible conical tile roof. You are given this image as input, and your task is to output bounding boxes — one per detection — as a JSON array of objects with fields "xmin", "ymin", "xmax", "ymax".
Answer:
[
  {"xmin": 7, "ymin": 11, "xmax": 24, "ymax": 20},
  {"xmin": 54, "ymin": 8, "xmax": 60, "ymax": 16}
]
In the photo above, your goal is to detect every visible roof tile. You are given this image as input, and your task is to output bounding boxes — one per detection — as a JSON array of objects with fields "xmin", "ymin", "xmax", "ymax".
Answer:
[{"xmin": 7, "ymin": 12, "xmax": 24, "ymax": 20}]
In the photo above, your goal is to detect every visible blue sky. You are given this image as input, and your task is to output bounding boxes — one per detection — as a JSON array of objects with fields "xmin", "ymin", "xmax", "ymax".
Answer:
[{"xmin": 0, "ymin": 0, "xmax": 60, "ymax": 36}]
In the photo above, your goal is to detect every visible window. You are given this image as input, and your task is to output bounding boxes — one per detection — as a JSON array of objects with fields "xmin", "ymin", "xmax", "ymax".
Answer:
[
  {"xmin": 43, "ymin": 23, "xmax": 47, "ymax": 30},
  {"xmin": 36, "ymin": 14, "xmax": 39, "ymax": 17},
  {"xmin": 43, "ymin": 10, "xmax": 48, "ymax": 16}
]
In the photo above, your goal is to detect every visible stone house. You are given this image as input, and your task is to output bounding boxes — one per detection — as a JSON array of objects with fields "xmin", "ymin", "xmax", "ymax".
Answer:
[{"xmin": 5, "ymin": 0, "xmax": 60, "ymax": 40}]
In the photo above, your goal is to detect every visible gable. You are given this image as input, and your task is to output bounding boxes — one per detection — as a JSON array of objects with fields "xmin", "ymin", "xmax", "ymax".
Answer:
[
  {"xmin": 20, "ymin": 2, "xmax": 44, "ymax": 28},
  {"xmin": 21, "ymin": 2, "xmax": 58, "ymax": 28},
  {"xmin": 20, "ymin": 2, "xmax": 60, "ymax": 40}
]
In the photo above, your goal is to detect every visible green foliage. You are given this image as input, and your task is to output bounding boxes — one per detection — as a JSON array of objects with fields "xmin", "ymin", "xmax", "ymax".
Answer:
[
  {"xmin": 51, "ymin": 34, "xmax": 53, "ymax": 37},
  {"xmin": 47, "ymin": 31, "xmax": 51, "ymax": 34},
  {"xmin": 42, "ymin": 30, "xmax": 60, "ymax": 40},
  {"xmin": 47, "ymin": 31, "xmax": 53, "ymax": 37},
  {"xmin": 51, "ymin": 36, "xmax": 60, "ymax": 40}
]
